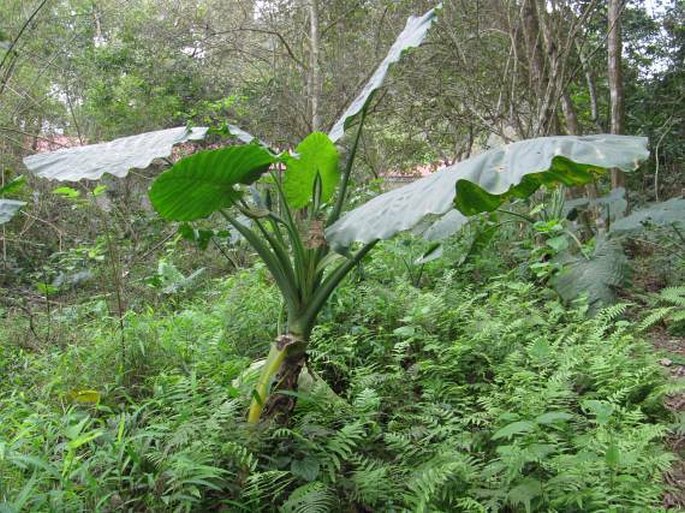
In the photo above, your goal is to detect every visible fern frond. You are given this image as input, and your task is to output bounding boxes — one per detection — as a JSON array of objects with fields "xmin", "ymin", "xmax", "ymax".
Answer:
[
  {"xmin": 659, "ymin": 286, "xmax": 685, "ymax": 307},
  {"xmin": 639, "ymin": 307, "xmax": 674, "ymax": 331},
  {"xmin": 242, "ymin": 470, "xmax": 294, "ymax": 506},
  {"xmin": 349, "ymin": 457, "xmax": 398, "ymax": 507},
  {"xmin": 221, "ymin": 441, "xmax": 257, "ymax": 472},
  {"xmin": 352, "ymin": 387, "xmax": 381, "ymax": 414},
  {"xmin": 595, "ymin": 302, "xmax": 629, "ymax": 327},
  {"xmin": 280, "ymin": 481, "xmax": 336, "ymax": 513},
  {"xmin": 321, "ymin": 422, "xmax": 366, "ymax": 481},
  {"xmin": 405, "ymin": 452, "xmax": 481, "ymax": 512}
]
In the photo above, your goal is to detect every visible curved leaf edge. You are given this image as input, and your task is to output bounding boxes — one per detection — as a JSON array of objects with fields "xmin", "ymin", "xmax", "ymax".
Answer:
[
  {"xmin": 454, "ymin": 156, "xmax": 602, "ymax": 216},
  {"xmin": 328, "ymin": 6, "xmax": 439, "ymax": 143},
  {"xmin": 326, "ymin": 136, "xmax": 649, "ymax": 252}
]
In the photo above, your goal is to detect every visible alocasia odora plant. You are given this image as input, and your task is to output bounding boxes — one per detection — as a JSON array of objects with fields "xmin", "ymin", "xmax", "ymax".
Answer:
[{"xmin": 22, "ymin": 6, "xmax": 650, "ymax": 424}]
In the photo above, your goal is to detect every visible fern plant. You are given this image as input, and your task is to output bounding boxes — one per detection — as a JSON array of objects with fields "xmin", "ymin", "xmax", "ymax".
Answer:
[
  {"xmin": 1, "ymin": 242, "xmax": 679, "ymax": 512},
  {"xmin": 640, "ymin": 286, "xmax": 685, "ymax": 335}
]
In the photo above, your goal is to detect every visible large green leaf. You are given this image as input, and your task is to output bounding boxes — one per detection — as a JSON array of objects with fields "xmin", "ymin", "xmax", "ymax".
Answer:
[
  {"xmin": 0, "ymin": 199, "xmax": 26, "ymax": 225},
  {"xmin": 282, "ymin": 132, "xmax": 339, "ymax": 209},
  {"xmin": 149, "ymin": 144, "xmax": 275, "ymax": 221},
  {"xmin": 325, "ymin": 135, "xmax": 649, "ymax": 251},
  {"xmin": 421, "ymin": 209, "xmax": 470, "ymax": 241},
  {"xmin": 328, "ymin": 7, "xmax": 438, "ymax": 143},
  {"xmin": 22, "ymin": 125, "xmax": 260, "ymax": 182}
]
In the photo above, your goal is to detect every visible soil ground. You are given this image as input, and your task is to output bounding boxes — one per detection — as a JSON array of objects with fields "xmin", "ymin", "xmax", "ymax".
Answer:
[{"xmin": 651, "ymin": 328, "xmax": 685, "ymax": 509}]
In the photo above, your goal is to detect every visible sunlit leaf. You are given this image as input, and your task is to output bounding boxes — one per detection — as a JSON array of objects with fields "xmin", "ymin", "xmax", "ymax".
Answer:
[
  {"xmin": 92, "ymin": 185, "xmax": 108, "ymax": 197},
  {"xmin": 68, "ymin": 389, "xmax": 101, "ymax": 404},
  {"xmin": 0, "ymin": 175, "xmax": 25, "ymax": 196},
  {"xmin": 53, "ymin": 186, "xmax": 80, "ymax": 198},
  {"xmin": 283, "ymin": 132, "xmax": 339, "ymax": 208}
]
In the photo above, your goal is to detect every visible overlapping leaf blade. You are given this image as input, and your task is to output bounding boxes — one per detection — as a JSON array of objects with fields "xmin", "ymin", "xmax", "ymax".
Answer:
[
  {"xmin": 564, "ymin": 187, "xmax": 628, "ymax": 222},
  {"xmin": 328, "ymin": 7, "xmax": 438, "ymax": 143},
  {"xmin": 149, "ymin": 144, "xmax": 275, "ymax": 221},
  {"xmin": 551, "ymin": 238, "xmax": 629, "ymax": 311},
  {"xmin": 610, "ymin": 197, "xmax": 685, "ymax": 234},
  {"xmin": 325, "ymin": 135, "xmax": 649, "ymax": 251},
  {"xmin": 0, "ymin": 199, "xmax": 26, "ymax": 225},
  {"xmin": 283, "ymin": 132, "xmax": 339, "ymax": 208}
]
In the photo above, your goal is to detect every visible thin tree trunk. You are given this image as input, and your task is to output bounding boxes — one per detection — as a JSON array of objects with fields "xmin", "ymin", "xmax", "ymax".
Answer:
[
  {"xmin": 608, "ymin": 0, "xmax": 625, "ymax": 188},
  {"xmin": 521, "ymin": 0, "xmax": 548, "ymax": 135},
  {"xmin": 576, "ymin": 41, "xmax": 602, "ymax": 130},
  {"xmin": 308, "ymin": 0, "xmax": 321, "ymax": 132},
  {"xmin": 561, "ymin": 91, "xmax": 579, "ymax": 135}
]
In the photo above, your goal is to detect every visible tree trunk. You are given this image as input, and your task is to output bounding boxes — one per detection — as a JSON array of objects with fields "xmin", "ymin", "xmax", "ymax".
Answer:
[
  {"xmin": 521, "ymin": 0, "xmax": 548, "ymax": 136},
  {"xmin": 560, "ymin": 92, "xmax": 579, "ymax": 135},
  {"xmin": 576, "ymin": 41, "xmax": 602, "ymax": 131},
  {"xmin": 608, "ymin": 0, "xmax": 625, "ymax": 189},
  {"xmin": 308, "ymin": 0, "xmax": 321, "ymax": 132}
]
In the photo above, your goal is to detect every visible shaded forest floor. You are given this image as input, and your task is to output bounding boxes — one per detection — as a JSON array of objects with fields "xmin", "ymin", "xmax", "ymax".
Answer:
[{"xmin": 653, "ymin": 329, "xmax": 685, "ymax": 509}]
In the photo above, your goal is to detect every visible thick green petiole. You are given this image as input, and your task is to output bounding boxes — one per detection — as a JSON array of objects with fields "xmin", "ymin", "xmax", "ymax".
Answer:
[{"xmin": 247, "ymin": 342, "xmax": 288, "ymax": 424}]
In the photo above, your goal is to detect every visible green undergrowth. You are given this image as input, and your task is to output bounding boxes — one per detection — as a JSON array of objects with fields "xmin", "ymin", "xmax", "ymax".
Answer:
[{"xmin": 0, "ymin": 243, "xmax": 682, "ymax": 512}]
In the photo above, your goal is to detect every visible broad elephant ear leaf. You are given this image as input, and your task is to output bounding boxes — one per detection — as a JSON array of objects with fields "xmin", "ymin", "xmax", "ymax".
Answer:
[
  {"xmin": 149, "ymin": 144, "xmax": 276, "ymax": 221},
  {"xmin": 21, "ymin": 125, "xmax": 261, "ymax": 182},
  {"xmin": 22, "ymin": 126, "xmax": 208, "ymax": 181},
  {"xmin": 609, "ymin": 197, "xmax": 685, "ymax": 235},
  {"xmin": 325, "ymin": 135, "xmax": 649, "ymax": 251},
  {"xmin": 551, "ymin": 237, "xmax": 629, "ymax": 312},
  {"xmin": 328, "ymin": 6, "xmax": 438, "ymax": 143},
  {"xmin": 283, "ymin": 132, "xmax": 339, "ymax": 209},
  {"xmin": 0, "ymin": 199, "xmax": 26, "ymax": 225}
]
